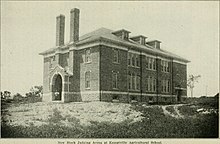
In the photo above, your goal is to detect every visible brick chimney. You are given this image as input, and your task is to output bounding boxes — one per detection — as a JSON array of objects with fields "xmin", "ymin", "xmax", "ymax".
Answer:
[
  {"xmin": 146, "ymin": 40, "xmax": 161, "ymax": 49},
  {"xmin": 56, "ymin": 14, "xmax": 65, "ymax": 46},
  {"xmin": 70, "ymin": 8, "xmax": 80, "ymax": 43}
]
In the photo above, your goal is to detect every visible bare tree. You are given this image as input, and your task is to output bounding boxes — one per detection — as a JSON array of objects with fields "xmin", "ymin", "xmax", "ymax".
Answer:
[{"xmin": 187, "ymin": 74, "xmax": 201, "ymax": 97}]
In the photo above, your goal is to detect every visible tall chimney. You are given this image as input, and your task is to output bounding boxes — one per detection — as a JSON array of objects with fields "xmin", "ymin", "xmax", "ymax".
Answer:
[
  {"xmin": 56, "ymin": 14, "xmax": 65, "ymax": 46},
  {"xmin": 70, "ymin": 8, "xmax": 80, "ymax": 43}
]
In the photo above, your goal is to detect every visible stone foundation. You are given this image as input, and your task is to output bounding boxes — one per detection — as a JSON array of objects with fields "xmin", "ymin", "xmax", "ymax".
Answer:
[{"xmin": 43, "ymin": 91, "xmax": 186, "ymax": 104}]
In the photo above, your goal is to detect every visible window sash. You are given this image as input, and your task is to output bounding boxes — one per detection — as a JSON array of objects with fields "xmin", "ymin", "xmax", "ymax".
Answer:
[
  {"xmin": 113, "ymin": 49, "xmax": 119, "ymax": 63},
  {"xmin": 112, "ymin": 72, "xmax": 118, "ymax": 89},
  {"xmin": 85, "ymin": 49, "xmax": 91, "ymax": 63},
  {"xmin": 136, "ymin": 75, "xmax": 140, "ymax": 90},
  {"xmin": 85, "ymin": 71, "xmax": 90, "ymax": 88},
  {"xmin": 128, "ymin": 53, "xmax": 131, "ymax": 65}
]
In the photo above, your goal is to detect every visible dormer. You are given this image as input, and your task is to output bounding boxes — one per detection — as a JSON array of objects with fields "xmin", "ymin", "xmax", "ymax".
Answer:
[
  {"xmin": 146, "ymin": 40, "xmax": 161, "ymax": 49},
  {"xmin": 130, "ymin": 35, "xmax": 147, "ymax": 45},
  {"xmin": 112, "ymin": 29, "xmax": 130, "ymax": 40}
]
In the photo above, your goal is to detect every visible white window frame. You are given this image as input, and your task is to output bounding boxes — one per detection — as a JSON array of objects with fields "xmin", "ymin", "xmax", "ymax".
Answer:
[
  {"xmin": 161, "ymin": 60, "xmax": 170, "ymax": 73},
  {"xmin": 146, "ymin": 57, "xmax": 156, "ymax": 70},
  {"xmin": 146, "ymin": 76, "xmax": 156, "ymax": 92}
]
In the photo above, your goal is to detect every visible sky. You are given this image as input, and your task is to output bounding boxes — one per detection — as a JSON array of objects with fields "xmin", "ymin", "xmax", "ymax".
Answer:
[{"xmin": 1, "ymin": 1, "xmax": 219, "ymax": 97}]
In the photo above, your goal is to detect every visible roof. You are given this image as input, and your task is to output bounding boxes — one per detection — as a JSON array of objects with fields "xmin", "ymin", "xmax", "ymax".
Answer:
[
  {"xmin": 40, "ymin": 27, "xmax": 190, "ymax": 63},
  {"xmin": 112, "ymin": 29, "xmax": 131, "ymax": 34},
  {"xmin": 130, "ymin": 35, "xmax": 147, "ymax": 39},
  {"xmin": 146, "ymin": 40, "xmax": 161, "ymax": 43}
]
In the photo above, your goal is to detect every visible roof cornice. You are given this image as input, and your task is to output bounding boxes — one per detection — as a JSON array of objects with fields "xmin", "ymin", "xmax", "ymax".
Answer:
[{"xmin": 40, "ymin": 36, "xmax": 189, "ymax": 63}]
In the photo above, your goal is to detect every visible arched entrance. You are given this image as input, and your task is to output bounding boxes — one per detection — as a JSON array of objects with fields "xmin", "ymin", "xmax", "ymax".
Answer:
[{"xmin": 52, "ymin": 74, "xmax": 62, "ymax": 101}]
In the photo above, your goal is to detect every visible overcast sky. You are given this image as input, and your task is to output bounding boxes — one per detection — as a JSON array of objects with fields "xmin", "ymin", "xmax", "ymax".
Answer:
[{"xmin": 1, "ymin": 1, "xmax": 219, "ymax": 97}]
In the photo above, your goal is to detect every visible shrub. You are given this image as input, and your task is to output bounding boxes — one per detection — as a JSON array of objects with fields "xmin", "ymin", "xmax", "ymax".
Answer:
[
  {"xmin": 178, "ymin": 105, "xmax": 197, "ymax": 116},
  {"xmin": 48, "ymin": 108, "xmax": 65, "ymax": 123},
  {"xmin": 165, "ymin": 106, "xmax": 178, "ymax": 115}
]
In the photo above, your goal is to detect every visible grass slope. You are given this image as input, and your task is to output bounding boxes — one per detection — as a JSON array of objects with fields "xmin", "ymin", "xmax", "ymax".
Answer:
[{"xmin": 1, "ymin": 98, "xmax": 219, "ymax": 138}]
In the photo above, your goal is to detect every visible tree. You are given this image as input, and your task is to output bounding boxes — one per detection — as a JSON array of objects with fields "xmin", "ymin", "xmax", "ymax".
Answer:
[
  {"xmin": 26, "ymin": 86, "xmax": 43, "ymax": 98},
  {"xmin": 2, "ymin": 91, "xmax": 11, "ymax": 99},
  {"xmin": 187, "ymin": 74, "xmax": 201, "ymax": 97},
  {"xmin": 25, "ymin": 86, "xmax": 43, "ymax": 103},
  {"xmin": 13, "ymin": 93, "xmax": 24, "ymax": 102}
]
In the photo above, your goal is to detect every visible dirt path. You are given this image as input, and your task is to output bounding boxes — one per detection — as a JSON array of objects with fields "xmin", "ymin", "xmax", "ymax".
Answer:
[{"xmin": 161, "ymin": 104, "xmax": 184, "ymax": 118}]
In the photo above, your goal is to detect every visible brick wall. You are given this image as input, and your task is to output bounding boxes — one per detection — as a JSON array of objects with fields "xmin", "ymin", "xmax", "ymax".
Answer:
[
  {"xmin": 172, "ymin": 62, "xmax": 187, "ymax": 96},
  {"xmin": 43, "ymin": 57, "xmax": 51, "ymax": 94},
  {"xmin": 100, "ymin": 45, "xmax": 128, "ymax": 92},
  {"xmin": 42, "ymin": 44, "xmax": 188, "ymax": 103},
  {"xmin": 78, "ymin": 45, "xmax": 100, "ymax": 101}
]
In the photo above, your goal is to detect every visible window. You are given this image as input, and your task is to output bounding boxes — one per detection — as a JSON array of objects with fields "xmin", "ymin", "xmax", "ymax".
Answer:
[
  {"xmin": 132, "ymin": 73, "xmax": 135, "ymax": 90},
  {"xmin": 132, "ymin": 55, "xmax": 135, "ymax": 66},
  {"xmin": 112, "ymin": 95, "xmax": 119, "ymax": 100},
  {"xmin": 162, "ymin": 79, "xmax": 170, "ymax": 93},
  {"xmin": 128, "ymin": 53, "xmax": 131, "ymax": 65},
  {"xmin": 149, "ymin": 96, "xmax": 153, "ymax": 101},
  {"xmin": 52, "ymin": 56, "xmax": 56, "ymax": 61},
  {"xmin": 130, "ymin": 95, "xmax": 137, "ymax": 101},
  {"xmin": 128, "ymin": 72, "xmax": 141, "ymax": 90},
  {"xmin": 153, "ymin": 79, "xmax": 157, "ymax": 92},
  {"xmin": 146, "ymin": 76, "xmax": 157, "ymax": 92},
  {"xmin": 161, "ymin": 60, "xmax": 170, "ymax": 72},
  {"xmin": 85, "ymin": 71, "xmax": 91, "ymax": 89},
  {"xmin": 167, "ymin": 81, "xmax": 170, "ymax": 92},
  {"xmin": 146, "ymin": 57, "xmax": 156, "ymax": 70},
  {"xmin": 136, "ymin": 75, "xmax": 140, "ymax": 90},
  {"xmin": 136, "ymin": 55, "xmax": 140, "ymax": 67},
  {"xmin": 112, "ymin": 72, "xmax": 118, "ymax": 89},
  {"xmin": 49, "ymin": 56, "xmax": 55, "ymax": 68},
  {"xmin": 128, "ymin": 52, "xmax": 140, "ymax": 67},
  {"xmin": 113, "ymin": 49, "xmax": 119, "ymax": 63},
  {"xmin": 85, "ymin": 49, "xmax": 91, "ymax": 63},
  {"xmin": 153, "ymin": 59, "xmax": 156, "ymax": 70},
  {"xmin": 128, "ymin": 72, "xmax": 132, "ymax": 89}
]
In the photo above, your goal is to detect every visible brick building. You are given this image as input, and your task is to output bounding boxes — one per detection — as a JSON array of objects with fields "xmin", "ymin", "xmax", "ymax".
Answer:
[{"xmin": 40, "ymin": 8, "xmax": 190, "ymax": 103}]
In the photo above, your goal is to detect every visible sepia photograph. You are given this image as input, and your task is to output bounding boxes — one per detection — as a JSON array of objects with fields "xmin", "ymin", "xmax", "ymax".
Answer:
[{"xmin": 1, "ymin": 1, "xmax": 219, "ymax": 140}]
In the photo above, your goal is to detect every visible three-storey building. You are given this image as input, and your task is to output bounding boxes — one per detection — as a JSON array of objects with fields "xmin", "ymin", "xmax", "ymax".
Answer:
[{"xmin": 40, "ymin": 8, "xmax": 189, "ymax": 103}]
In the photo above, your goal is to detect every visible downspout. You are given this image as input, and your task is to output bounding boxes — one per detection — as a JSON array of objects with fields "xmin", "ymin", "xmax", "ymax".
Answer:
[
  {"xmin": 156, "ymin": 55, "xmax": 159, "ymax": 104},
  {"xmin": 140, "ymin": 52, "xmax": 143, "ymax": 102},
  {"xmin": 171, "ymin": 58, "xmax": 173, "ymax": 103},
  {"xmin": 99, "ymin": 44, "xmax": 102, "ymax": 101},
  {"xmin": 68, "ymin": 75, "xmax": 70, "ymax": 100}
]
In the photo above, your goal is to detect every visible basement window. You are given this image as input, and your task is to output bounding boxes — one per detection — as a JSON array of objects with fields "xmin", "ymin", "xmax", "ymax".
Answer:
[
  {"xmin": 149, "ymin": 97, "xmax": 153, "ymax": 102},
  {"xmin": 112, "ymin": 95, "xmax": 119, "ymax": 103}
]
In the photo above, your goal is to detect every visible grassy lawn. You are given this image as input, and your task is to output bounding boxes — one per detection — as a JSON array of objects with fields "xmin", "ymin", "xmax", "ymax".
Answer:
[{"xmin": 1, "ymin": 97, "xmax": 219, "ymax": 138}]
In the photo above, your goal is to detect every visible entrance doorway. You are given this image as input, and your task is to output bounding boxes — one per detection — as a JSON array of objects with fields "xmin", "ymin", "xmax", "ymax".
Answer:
[{"xmin": 52, "ymin": 74, "xmax": 62, "ymax": 101}]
